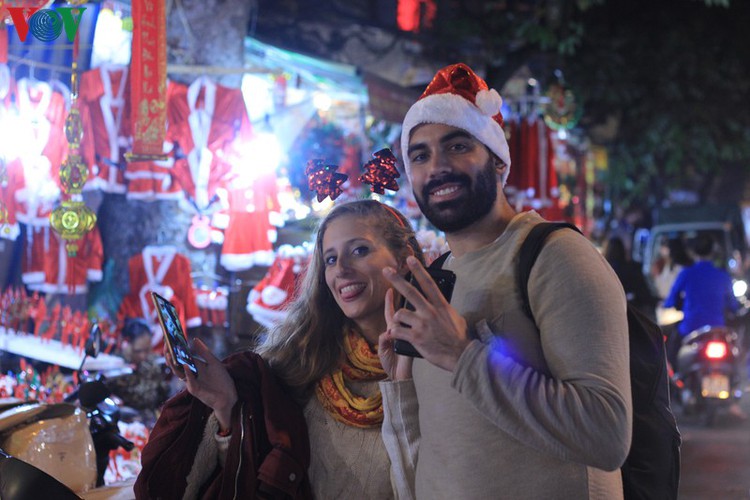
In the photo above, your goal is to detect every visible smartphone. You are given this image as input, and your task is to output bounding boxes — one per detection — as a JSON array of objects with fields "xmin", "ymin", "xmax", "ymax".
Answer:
[
  {"xmin": 393, "ymin": 268, "xmax": 456, "ymax": 358},
  {"xmin": 151, "ymin": 291, "xmax": 203, "ymax": 375}
]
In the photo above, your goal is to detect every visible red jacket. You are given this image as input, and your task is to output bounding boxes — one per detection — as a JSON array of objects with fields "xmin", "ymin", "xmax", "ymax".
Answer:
[{"xmin": 134, "ymin": 351, "xmax": 312, "ymax": 499}]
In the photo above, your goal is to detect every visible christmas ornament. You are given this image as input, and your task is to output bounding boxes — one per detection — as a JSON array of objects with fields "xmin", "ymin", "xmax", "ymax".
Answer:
[
  {"xmin": 51, "ymin": 58, "xmax": 97, "ymax": 256},
  {"xmin": 543, "ymin": 81, "xmax": 581, "ymax": 131},
  {"xmin": 359, "ymin": 148, "xmax": 400, "ymax": 195},
  {"xmin": 49, "ymin": 200, "xmax": 97, "ymax": 256},
  {"xmin": 305, "ymin": 159, "xmax": 348, "ymax": 202}
]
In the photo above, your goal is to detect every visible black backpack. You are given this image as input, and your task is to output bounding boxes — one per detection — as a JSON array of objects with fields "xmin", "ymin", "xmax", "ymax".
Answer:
[{"xmin": 432, "ymin": 221, "xmax": 681, "ymax": 500}]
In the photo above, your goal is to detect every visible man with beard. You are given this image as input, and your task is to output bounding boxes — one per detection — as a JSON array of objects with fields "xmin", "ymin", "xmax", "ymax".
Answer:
[{"xmin": 377, "ymin": 63, "xmax": 632, "ymax": 499}]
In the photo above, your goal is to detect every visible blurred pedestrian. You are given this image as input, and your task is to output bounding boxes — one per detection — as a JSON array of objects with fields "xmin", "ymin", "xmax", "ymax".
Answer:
[
  {"xmin": 651, "ymin": 237, "xmax": 694, "ymax": 301},
  {"xmin": 664, "ymin": 233, "xmax": 739, "ymax": 366}
]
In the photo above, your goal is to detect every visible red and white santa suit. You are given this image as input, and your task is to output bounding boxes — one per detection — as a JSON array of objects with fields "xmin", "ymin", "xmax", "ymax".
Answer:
[
  {"xmin": 10, "ymin": 78, "xmax": 67, "ymax": 227},
  {"xmin": 0, "ymin": 90, "xmax": 19, "ymax": 240},
  {"xmin": 118, "ymin": 246, "xmax": 201, "ymax": 349},
  {"xmin": 246, "ymin": 254, "xmax": 300, "ymax": 328},
  {"xmin": 25, "ymin": 226, "xmax": 104, "ymax": 294},
  {"xmin": 78, "ymin": 65, "xmax": 130, "ymax": 194},
  {"xmin": 217, "ymin": 171, "xmax": 279, "ymax": 271},
  {"xmin": 123, "ymin": 80, "xmax": 183, "ymax": 202},
  {"xmin": 167, "ymin": 77, "xmax": 252, "ymax": 215},
  {"xmin": 0, "ymin": 165, "xmax": 19, "ymax": 241}
]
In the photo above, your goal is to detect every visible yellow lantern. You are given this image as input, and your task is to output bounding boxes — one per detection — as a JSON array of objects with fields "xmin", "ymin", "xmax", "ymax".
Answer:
[{"xmin": 49, "ymin": 200, "xmax": 97, "ymax": 257}]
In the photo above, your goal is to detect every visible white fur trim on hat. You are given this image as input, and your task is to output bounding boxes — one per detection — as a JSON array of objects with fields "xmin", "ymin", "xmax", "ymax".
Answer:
[{"xmin": 401, "ymin": 92, "xmax": 511, "ymax": 185}]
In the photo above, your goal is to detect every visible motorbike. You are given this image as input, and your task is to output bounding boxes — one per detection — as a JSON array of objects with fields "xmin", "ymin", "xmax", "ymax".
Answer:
[
  {"xmin": 0, "ymin": 324, "xmax": 134, "ymax": 498},
  {"xmin": 673, "ymin": 324, "xmax": 744, "ymax": 426}
]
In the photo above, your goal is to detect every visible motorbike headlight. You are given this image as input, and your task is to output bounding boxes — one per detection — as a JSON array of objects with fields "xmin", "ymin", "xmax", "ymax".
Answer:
[{"xmin": 733, "ymin": 279, "xmax": 747, "ymax": 298}]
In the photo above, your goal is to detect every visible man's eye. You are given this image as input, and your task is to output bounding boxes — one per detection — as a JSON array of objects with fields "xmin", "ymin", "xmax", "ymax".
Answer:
[
  {"xmin": 450, "ymin": 142, "xmax": 468, "ymax": 152},
  {"xmin": 410, "ymin": 152, "xmax": 427, "ymax": 163}
]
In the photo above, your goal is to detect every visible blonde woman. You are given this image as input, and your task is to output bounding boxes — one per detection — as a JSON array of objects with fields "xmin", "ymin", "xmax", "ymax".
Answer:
[{"xmin": 140, "ymin": 200, "xmax": 423, "ymax": 499}]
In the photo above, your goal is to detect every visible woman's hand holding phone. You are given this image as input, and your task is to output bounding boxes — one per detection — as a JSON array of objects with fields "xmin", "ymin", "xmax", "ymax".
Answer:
[{"xmin": 166, "ymin": 339, "xmax": 238, "ymax": 432}]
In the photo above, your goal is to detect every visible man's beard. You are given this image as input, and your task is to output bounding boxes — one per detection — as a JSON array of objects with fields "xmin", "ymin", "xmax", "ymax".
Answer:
[{"xmin": 414, "ymin": 159, "xmax": 498, "ymax": 233}]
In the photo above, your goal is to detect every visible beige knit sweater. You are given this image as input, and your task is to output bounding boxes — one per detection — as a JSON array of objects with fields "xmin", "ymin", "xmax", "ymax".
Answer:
[{"xmin": 381, "ymin": 211, "xmax": 632, "ymax": 500}]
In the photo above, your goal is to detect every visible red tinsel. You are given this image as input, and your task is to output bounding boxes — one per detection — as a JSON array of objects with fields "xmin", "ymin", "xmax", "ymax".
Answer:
[
  {"xmin": 305, "ymin": 159, "xmax": 348, "ymax": 202},
  {"xmin": 359, "ymin": 148, "xmax": 400, "ymax": 195}
]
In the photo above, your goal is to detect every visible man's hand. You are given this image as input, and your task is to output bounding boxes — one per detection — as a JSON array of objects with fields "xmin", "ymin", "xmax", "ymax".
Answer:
[{"xmin": 382, "ymin": 256, "xmax": 471, "ymax": 372}]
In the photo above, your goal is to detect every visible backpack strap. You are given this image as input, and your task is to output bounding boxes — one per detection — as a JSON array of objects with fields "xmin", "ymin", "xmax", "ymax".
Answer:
[
  {"xmin": 519, "ymin": 222, "xmax": 582, "ymax": 319},
  {"xmin": 429, "ymin": 251, "xmax": 452, "ymax": 270}
]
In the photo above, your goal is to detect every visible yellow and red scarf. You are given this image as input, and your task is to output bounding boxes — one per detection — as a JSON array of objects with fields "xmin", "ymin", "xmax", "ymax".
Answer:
[{"xmin": 316, "ymin": 329, "xmax": 386, "ymax": 428}]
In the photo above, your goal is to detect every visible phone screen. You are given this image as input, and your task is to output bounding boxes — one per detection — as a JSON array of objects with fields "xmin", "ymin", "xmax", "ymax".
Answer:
[
  {"xmin": 151, "ymin": 291, "xmax": 198, "ymax": 374},
  {"xmin": 393, "ymin": 268, "xmax": 456, "ymax": 358}
]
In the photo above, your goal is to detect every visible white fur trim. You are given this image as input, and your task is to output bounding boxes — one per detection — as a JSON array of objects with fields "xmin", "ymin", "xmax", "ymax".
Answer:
[
  {"xmin": 183, "ymin": 412, "xmax": 221, "ymax": 500},
  {"xmin": 261, "ymin": 285, "xmax": 288, "ymax": 307},
  {"xmin": 475, "ymin": 89, "xmax": 502, "ymax": 116},
  {"xmin": 401, "ymin": 92, "xmax": 511, "ymax": 185}
]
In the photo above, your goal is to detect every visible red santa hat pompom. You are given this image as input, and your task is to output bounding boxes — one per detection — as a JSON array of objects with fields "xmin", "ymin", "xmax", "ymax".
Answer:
[{"xmin": 401, "ymin": 63, "xmax": 511, "ymax": 185}]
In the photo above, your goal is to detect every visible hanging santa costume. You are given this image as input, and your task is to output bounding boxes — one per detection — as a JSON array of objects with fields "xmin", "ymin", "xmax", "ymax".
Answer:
[
  {"xmin": 167, "ymin": 77, "xmax": 252, "ymax": 214},
  {"xmin": 246, "ymin": 254, "xmax": 301, "ymax": 328},
  {"xmin": 10, "ymin": 78, "xmax": 67, "ymax": 227},
  {"xmin": 118, "ymin": 245, "xmax": 201, "ymax": 349},
  {"xmin": 79, "ymin": 65, "xmax": 130, "ymax": 193},
  {"xmin": 25, "ymin": 226, "xmax": 104, "ymax": 294}
]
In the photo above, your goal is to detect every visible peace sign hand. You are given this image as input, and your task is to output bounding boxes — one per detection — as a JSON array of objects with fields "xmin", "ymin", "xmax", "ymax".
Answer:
[{"xmin": 382, "ymin": 256, "xmax": 471, "ymax": 372}]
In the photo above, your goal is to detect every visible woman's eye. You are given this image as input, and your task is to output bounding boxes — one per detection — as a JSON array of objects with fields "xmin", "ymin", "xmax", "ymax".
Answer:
[
  {"xmin": 324, "ymin": 256, "xmax": 336, "ymax": 266},
  {"xmin": 353, "ymin": 246, "xmax": 369, "ymax": 257}
]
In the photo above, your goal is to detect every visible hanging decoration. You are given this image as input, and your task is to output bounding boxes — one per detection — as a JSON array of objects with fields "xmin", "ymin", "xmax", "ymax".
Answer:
[
  {"xmin": 49, "ymin": 31, "xmax": 96, "ymax": 257},
  {"xmin": 543, "ymin": 80, "xmax": 581, "ymax": 131},
  {"xmin": 0, "ymin": 161, "xmax": 8, "ymax": 235},
  {"xmin": 305, "ymin": 159, "xmax": 347, "ymax": 202},
  {"xmin": 125, "ymin": 0, "xmax": 168, "ymax": 162},
  {"xmin": 359, "ymin": 148, "xmax": 400, "ymax": 195}
]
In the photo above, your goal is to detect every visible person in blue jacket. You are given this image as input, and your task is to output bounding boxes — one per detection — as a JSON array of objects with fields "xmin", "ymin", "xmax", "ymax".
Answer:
[{"xmin": 664, "ymin": 233, "xmax": 740, "ymax": 364}]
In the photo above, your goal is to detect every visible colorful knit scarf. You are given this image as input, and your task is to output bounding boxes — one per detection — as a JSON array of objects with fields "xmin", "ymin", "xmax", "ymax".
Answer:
[{"xmin": 316, "ymin": 328, "xmax": 386, "ymax": 428}]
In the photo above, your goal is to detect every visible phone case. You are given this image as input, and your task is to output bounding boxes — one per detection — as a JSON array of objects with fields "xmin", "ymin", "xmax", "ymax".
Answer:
[{"xmin": 393, "ymin": 268, "xmax": 456, "ymax": 358}]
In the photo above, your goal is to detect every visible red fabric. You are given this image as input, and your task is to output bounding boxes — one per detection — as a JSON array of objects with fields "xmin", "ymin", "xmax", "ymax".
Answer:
[
  {"xmin": 519, "ymin": 119, "xmax": 540, "ymax": 195},
  {"xmin": 397, "ymin": 0, "xmax": 436, "ymax": 32},
  {"xmin": 24, "ymin": 226, "xmax": 103, "ymax": 294},
  {"xmin": 9, "ymin": 80, "xmax": 68, "ymax": 225},
  {"xmin": 505, "ymin": 117, "xmax": 522, "ymax": 189},
  {"xmin": 123, "ymin": 81, "xmax": 183, "ymax": 201},
  {"xmin": 247, "ymin": 256, "xmax": 300, "ymax": 327},
  {"xmin": 0, "ymin": 28, "xmax": 7, "ymax": 63},
  {"xmin": 219, "ymin": 175, "xmax": 279, "ymax": 271},
  {"xmin": 134, "ymin": 351, "xmax": 313, "ymax": 500},
  {"xmin": 167, "ymin": 78, "xmax": 253, "ymax": 211},
  {"xmin": 79, "ymin": 65, "xmax": 130, "ymax": 193},
  {"xmin": 545, "ymin": 125, "xmax": 559, "ymax": 199},
  {"xmin": 21, "ymin": 225, "xmax": 48, "ymax": 286},
  {"xmin": 130, "ymin": 0, "xmax": 167, "ymax": 156},
  {"xmin": 118, "ymin": 247, "xmax": 201, "ymax": 349}
]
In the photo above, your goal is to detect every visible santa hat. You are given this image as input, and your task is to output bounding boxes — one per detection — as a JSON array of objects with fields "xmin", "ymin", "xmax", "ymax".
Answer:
[{"xmin": 401, "ymin": 63, "xmax": 511, "ymax": 185}]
